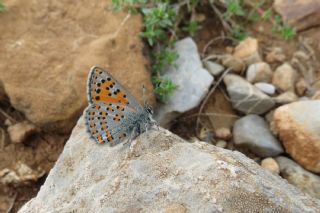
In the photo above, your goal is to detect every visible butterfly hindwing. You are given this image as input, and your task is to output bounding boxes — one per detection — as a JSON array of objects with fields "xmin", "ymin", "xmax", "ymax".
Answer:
[{"xmin": 84, "ymin": 102, "xmax": 131, "ymax": 145}]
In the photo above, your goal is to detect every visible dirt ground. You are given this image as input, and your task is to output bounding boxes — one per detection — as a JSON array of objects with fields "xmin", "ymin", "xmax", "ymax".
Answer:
[{"xmin": 1, "ymin": 3, "xmax": 320, "ymax": 213}]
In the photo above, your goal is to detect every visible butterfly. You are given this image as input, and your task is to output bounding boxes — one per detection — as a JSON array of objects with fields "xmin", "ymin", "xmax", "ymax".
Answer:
[{"xmin": 84, "ymin": 66, "xmax": 156, "ymax": 146}]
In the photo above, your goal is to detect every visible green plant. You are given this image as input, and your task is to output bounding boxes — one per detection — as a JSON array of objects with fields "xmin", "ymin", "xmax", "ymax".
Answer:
[
  {"xmin": 182, "ymin": 21, "xmax": 201, "ymax": 37},
  {"xmin": 272, "ymin": 15, "xmax": 296, "ymax": 40},
  {"xmin": 112, "ymin": 0, "xmax": 201, "ymax": 102},
  {"xmin": 0, "ymin": 1, "xmax": 6, "ymax": 12},
  {"xmin": 152, "ymin": 77, "xmax": 177, "ymax": 102},
  {"xmin": 152, "ymin": 47, "xmax": 178, "ymax": 74},
  {"xmin": 230, "ymin": 24, "xmax": 248, "ymax": 41},
  {"xmin": 140, "ymin": 3, "xmax": 177, "ymax": 46},
  {"xmin": 223, "ymin": 0, "xmax": 245, "ymax": 18},
  {"xmin": 261, "ymin": 8, "xmax": 272, "ymax": 21}
]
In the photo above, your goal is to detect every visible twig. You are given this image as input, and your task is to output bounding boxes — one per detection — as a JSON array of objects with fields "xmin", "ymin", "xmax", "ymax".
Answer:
[
  {"xmin": 111, "ymin": 13, "xmax": 131, "ymax": 39},
  {"xmin": 202, "ymin": 36, "xmax": 232, "ymax": 57},
  {"xmin": 196, "ymin": 68, "xmax": 231, "ymax": 135},
  {"xmin": 6, "ymin": 192, "xmax": 17, "ymax": 213},
  {"xmin": 208, "ymin": 0, "xmax": 232, "ymax": 33},
  {"xmin": 0, "ymin": 107, "xmax": 17, "ymax": 123},
  {"xmin": 202, "ymin": 54, "xmax": 224, "ymax": 62},
  {"xmin": 179, "ymin": 112, "xmax": 239, "ymax": 120},
  {"xmin": 0, "ymin": 127, "xmax": 5, "ymax": 149}
]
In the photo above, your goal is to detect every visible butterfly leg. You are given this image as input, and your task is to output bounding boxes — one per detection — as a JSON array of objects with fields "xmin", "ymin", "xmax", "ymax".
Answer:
[
  {"xmin": 128, "ymin": 126, "xmax": 140, "ymax": 150},
  {"xmin": 122, "ymin": 126, "xmax": 138, "ymax": 147}
]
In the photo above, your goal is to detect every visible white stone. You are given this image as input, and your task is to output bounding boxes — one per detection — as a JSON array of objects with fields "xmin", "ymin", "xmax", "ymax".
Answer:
[
  {"xmin": 155, "ymin": 38, "xmax": 214, "ymax": 126},
  {"xmin": 254, "ymin": 82, "xmax": 276, "ymax": 95},
  {"xmin": 224, "ymin": 74, "xmax": 275, "ymax": 114},
  {"xmin": 203, "ymin": 61, "xmax": 224, "ymax": 76},
  {"xmin": 246, "ymin": 62, "xmax": 273, "ymax": 83}
]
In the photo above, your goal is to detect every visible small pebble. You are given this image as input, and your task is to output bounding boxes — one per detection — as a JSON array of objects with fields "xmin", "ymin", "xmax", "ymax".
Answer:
[
  {"xmin": 215, "ymin": 127, "xmax": 232, "ymax": 141},
  {"xmin": 203, "ymin": 61, "xmax": 225, "ymax": 76},
  {"xmin": 261, "ymin": 157, "xmax": 280, "ymax": 174},
  {"xmin": 216, "ymin": 140, "xmax": 227, "ymax": 149},
  {"xmin": 254, "ymin": 82, "xmax": 276, "ymax": 95}
]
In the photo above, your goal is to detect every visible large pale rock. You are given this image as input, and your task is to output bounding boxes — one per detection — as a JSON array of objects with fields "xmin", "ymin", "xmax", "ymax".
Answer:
[
  {"xmin": 224, "ymin": 74, "xmax": 275, "ymax": 114},
  {"xmin": 19, "ymin": 118, "xmax": 320, "ymax": 212},
  {"xmin": 233, "ymin": 37, "xmax": 262, "ymax": 65},
  {"xmin": 233, "ymin": 115, "xmax": 284, "ymax": 157},
  {"xmin": 276, "ymin": 156, "xmax": 320, "ymax": 199},
  {"xmin": 274, "ymin": 100, "xmax": 320, "ymax": 173},
  {"xmin": 155, "ymin": 38, "xmax": 213, "ymax": 126},
  {"xmin": 0, "ymin": 0, "xmax": 154, "ymax": 132}
]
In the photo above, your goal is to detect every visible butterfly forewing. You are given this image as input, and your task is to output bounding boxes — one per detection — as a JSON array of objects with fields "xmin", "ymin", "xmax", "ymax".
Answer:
[{"xmin": 87, "ymin": 66, "xmax": 142, "ymax": 111}]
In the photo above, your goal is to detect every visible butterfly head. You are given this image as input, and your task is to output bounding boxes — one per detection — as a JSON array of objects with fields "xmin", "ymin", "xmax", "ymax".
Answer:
[{"xmin": 144, "ymin": 104, "xmax": 153, "ymax": 115}]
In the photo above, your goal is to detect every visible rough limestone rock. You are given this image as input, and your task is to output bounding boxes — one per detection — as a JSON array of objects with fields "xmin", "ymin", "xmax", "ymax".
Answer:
[
  {"xmin": 155, "ymin": 38, "xmax": 213, "ymax": 127},
  {"xmin": 233, "ymin": 115, "xmax": 284, "ymax": 157},
  {"xmin": 276, "ymin": 156, "xmax": 320, "ymax": 199},
  {"xmin": 274, "ymin": 100, "xmax": 320, "ymax": 173},
  {"xmin": 223, "ymin": 74, "xmax": 275, "ymax": 114},
  {"xmin": 0, "ymin": 0, "xmax": 154, "ymax": 132},
  {"xmin": 19, "ymin": 117, "xmax": 320, "ymax": 212}
]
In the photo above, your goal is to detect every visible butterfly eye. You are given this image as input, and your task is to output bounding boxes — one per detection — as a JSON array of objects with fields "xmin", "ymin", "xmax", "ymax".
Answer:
[{"xmin": 145, "ymin": 106, "xmax": 153, "ymax": 114}]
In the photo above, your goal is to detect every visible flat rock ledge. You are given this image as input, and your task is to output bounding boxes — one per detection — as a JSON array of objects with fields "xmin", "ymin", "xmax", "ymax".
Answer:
[{"xmin": 19, "ymin": 117, "xmax": 320, "ymax": 213}]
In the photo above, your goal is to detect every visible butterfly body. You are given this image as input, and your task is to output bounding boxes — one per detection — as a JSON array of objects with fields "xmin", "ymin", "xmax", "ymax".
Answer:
[{"xmin": 84, "ymin": 66, "xmax": 156, "ymax": 145}]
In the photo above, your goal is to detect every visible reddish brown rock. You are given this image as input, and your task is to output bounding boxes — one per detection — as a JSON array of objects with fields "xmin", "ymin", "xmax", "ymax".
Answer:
[
  {"xmin": 0, "ymin": 1, "xmax": 154, "ymax": 132},
  {"xmin": 274, "ymin": 0, "xmax": 320, "ymax": 31},
  {"xmin": 274, "ymin": 100, "xmax": 320, "ymax": 173}
]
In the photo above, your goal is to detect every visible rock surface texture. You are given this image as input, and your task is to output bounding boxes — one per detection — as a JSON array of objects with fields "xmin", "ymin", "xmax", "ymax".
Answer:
[
  {"xmin": 0, "ymin": 0, "xmax": 154, "ymax": 132},
  {"xmin": 155, "ymin": 37, "xmax": 213, "ymax": 126},
  {"xmin": 19, "ymin": 117, "xmax": 320, "ymax": 212},
  {"xmin": 274, "ymin": 100, "xmax": 320, "ymax": 173}
]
